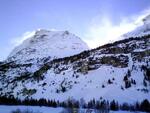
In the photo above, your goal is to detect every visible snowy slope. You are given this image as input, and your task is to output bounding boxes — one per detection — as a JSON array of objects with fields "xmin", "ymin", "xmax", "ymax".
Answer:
[
  {"xmin": 0, "ymin": 105, "xmax": 146, "ymax": 113},
  {"xmin": 121, "ymin": 14, "xmax": 150, "ymax": 38},
  {"xmin": 0, "ymin": 35, "xmax": 149, "ymax": 104},
  {"xmin": 7, "ymin": 29, "xmax": 89, "ymax": 63}
]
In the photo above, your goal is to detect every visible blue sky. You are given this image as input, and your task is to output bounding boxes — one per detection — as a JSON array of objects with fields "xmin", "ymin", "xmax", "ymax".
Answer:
[{"xmin": 0, "ymin": 0, "xmax": 150, "ymax": 60}]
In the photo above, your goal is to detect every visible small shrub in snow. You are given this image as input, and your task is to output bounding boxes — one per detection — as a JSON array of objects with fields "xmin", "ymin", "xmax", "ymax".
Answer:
[
  {"xmin": 11, "ymin": 109, "xmax": 21, "ymax": 113},
  {"xmin": 107, "ymin": 79, "xmax": 113, "ymax": 84},
  {"xmin": 102, "ymin": 84, "xmax": 105, "ymax": 88},
  {"xmin": 60, "ymin": 107, "xmax": 79, "ymax": 113},
  {"xmin": 112, "ymin": 77, "xmax": 115, "ymax": 80}
]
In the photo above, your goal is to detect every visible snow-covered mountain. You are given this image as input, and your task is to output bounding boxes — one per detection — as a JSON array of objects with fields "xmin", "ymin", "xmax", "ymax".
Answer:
[
  {"xmin": 0, "ymin": 15, "xmax": 150, "ymax": 105},
  {"xmin": 121, "ymin": 14, "xmax": 150, "ymax": 38},
  {"xmin": 7, "ymin": 29, "xmax": 89, "ymax": 63}
]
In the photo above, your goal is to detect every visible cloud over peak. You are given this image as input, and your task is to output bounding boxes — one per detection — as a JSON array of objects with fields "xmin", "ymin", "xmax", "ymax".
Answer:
[{"xmin": 84, "ymin": 8, "xmax": 150, "ymax": 48}]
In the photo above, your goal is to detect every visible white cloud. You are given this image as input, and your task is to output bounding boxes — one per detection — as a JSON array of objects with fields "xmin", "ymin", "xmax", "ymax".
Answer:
[
  {"xmin": 0, "ymin": 31, "xmax": 35, "ymax": 60},
  {"xmin": 84, "ymin": 8, "xmax": 150, "ymax": 49},
  {"xmin": 11, "ymin": 31, "xmax": 35, "ymax": 46}
]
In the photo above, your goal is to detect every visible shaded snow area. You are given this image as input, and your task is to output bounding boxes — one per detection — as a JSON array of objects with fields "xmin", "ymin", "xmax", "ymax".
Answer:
[{"xmin": 0, "ymin": 106, "xmax": 146, "ymax": 113}]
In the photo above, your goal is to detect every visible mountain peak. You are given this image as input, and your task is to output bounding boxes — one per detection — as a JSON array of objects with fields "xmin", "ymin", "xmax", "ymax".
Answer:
[
  {"xmin": 33, "ymin": 29, "xmax": 73, "ymax": 41},
  {"xmin": 7, "ymin": 29, "xmax": 89, "ymax": 63},
  {"xmin": 35, "ymin": 29, "xmax": 70, "ymax": 35},
  {"xmin": 34, "ymin": 29, "xmax": 50, "ymax": 35}
]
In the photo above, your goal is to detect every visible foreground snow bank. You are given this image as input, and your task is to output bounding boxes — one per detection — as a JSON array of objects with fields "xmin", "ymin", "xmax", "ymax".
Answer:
[
  {"xmin": 0, "ymin": 105, "xmax": 62, "ymax": 113},
  {"xmin": 0, "ymin": 105, "xmax": 146, "ymax": 113}
]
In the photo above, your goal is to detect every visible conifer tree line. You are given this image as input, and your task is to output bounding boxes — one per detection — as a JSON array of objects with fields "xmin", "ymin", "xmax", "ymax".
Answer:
[{"xmin": 0, "ymin": 96, "xmax": 150, "ymax": 112}]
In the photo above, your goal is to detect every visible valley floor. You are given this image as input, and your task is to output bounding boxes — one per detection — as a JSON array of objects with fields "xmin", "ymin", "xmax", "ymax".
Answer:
[{"xmin": 0, "ymin": 105, "xmax": 146, "ymax": 113}]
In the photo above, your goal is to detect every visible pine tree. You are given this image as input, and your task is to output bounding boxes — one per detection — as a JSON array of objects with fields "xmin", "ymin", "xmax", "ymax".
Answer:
[
  {"xmin": 140, "ymin": 99, "xmax": 150, "ymax": 112},
  {"xmin": 110, "ymin": 100, "xmax": 119, "ymax": 111}
]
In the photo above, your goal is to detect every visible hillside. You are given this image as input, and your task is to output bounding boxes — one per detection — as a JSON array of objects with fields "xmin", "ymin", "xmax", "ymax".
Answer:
[
  {"xmin": 0, "ymin": 35, "xmax": 149, "ymax": 104},
  {"xmin": 0, "ymin": 15, "xmax": 150, "ymax": 105}
]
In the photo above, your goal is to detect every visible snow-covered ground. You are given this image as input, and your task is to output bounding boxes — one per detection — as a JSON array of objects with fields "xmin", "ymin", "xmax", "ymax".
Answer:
[
  {"xmin": 0, "ymin": 105, "xmax": 146, "ymax": 113},
  {"xmin": 0, "ymin": 105, "xmax": 62, "ymax": 113},
  {"xmin": 110, "ymin": 111, "xmax": 145, "ymax": 113}
]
